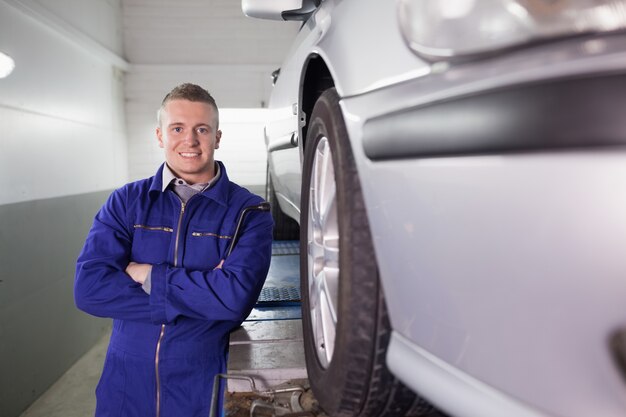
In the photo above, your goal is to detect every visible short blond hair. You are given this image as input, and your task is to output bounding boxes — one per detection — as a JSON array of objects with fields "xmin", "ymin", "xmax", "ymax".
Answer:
[{"xmin": 157, "ymin": 83, "xmax": 219, "ymax": 126}]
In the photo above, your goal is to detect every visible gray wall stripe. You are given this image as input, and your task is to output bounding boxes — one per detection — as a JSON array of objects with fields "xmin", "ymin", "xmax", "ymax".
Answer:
[{"xmin": 0, "ymin": 189, "xmax": 112, "ymax": 417}]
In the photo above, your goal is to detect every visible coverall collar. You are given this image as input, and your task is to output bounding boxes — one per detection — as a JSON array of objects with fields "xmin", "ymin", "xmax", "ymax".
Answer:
[{"xmin": 148, "ymin": 161, "xmax": 230, "ymax": 207}]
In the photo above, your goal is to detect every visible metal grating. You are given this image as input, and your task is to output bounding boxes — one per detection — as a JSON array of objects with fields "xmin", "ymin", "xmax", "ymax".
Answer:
[
  {"xmin": 257, "ymin": 286, "xmax": 301, "ymax": 303},
  {"xmin": 271, "ymin": 241, "xmax": 300, "ymax": 256}
]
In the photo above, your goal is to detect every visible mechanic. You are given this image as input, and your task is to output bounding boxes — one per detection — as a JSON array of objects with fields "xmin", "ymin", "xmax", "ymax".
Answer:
[{"xmin": 74, "ymin": 83, "xmax": 273, "ymax": 417}]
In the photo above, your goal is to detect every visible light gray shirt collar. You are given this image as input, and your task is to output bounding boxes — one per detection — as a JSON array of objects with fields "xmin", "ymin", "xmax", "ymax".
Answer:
[{"xmin": 161, "ymin": 162, "xmax": 221, "ymax": 192}]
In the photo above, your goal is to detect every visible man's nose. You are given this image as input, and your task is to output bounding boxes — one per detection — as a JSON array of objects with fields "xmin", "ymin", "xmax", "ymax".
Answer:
[{"xmin": 182, "ymin": 130, "xmax": 199, "ymax": 145}]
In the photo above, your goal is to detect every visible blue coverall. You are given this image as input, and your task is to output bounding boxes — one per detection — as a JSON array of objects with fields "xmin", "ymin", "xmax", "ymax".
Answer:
[{"xmin": 75, "ymin": 162, "xmax": 273, "ymax": 417}]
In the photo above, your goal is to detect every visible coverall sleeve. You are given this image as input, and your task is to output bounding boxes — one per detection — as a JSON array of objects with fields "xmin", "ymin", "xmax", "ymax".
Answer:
[
  {"xmin": 74, "ymin": 188, "xmax": 157, "ymax": 323},
  {"xmin": 149, "ymin": 209, "xmax": 273, "ymax": 324}
]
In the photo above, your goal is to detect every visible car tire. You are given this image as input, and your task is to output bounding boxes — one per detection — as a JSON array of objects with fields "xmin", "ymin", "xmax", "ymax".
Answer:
[
  {"xmin": 300, "ymin": 88, "xmax": 433, "ymax": 417},
  {"xmin": 267, "ymin": 169, "xmax": 299, "ymax": 241}
]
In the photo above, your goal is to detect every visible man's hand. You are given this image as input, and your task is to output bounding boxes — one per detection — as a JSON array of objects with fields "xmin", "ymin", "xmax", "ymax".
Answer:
[{"xmin": 126, "ymin": 262, "xmax": 152, "ymax": 284}]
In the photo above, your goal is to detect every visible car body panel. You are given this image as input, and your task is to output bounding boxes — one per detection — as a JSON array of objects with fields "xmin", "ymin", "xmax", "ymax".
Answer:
[
  {"xmin": 360, "ymin": 145, "xmax": 626, "ymax": 417},
  {"xmin": 313, "ymin": 0, "xmax": 429, "ymax": 98},
  {"xmin": 266, "ymin": 0, "xmax": 431, "ymax": 218},
  {"xmin": 255, "ymin": 0, "xmax": 626, "ymax": 415},
  {"xmin": 264, "ymin": 105, "xmax": 302, "ymax": 219},
  {"xmin": 264, "ymin": 13, "xmax": 316, "ymax": 218},
  {"xmin": 338, "ymin": 34, "xmax": 626, "ymax": 417}
]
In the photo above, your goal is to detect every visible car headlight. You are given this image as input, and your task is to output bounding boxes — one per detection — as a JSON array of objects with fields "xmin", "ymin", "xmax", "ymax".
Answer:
[{"xmin": 398, "ymin": 0, "xmax": 626, "ymax": 61}]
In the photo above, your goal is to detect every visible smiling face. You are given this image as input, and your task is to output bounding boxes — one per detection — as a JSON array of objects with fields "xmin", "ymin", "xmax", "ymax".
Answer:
[{"xmin": 156, "ymin": 99, "xmax": 222, "ymax": 184}]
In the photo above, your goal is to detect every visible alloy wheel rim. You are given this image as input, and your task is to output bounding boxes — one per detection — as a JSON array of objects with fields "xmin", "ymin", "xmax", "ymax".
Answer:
[{"xmin": 307, "ymin": 136, "xmax": 340, "ymax": 369}]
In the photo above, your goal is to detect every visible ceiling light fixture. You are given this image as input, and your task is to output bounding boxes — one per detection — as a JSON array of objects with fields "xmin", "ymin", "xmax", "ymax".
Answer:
[{"xmin": 0, "ymin": 51, "xmax": 15, "ymax": 78}]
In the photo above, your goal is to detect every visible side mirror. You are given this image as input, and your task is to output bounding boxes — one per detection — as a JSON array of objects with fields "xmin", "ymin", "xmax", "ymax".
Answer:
[{"xmin": 242, "ymin": 0, "xmax": 320, "ymax": 21}]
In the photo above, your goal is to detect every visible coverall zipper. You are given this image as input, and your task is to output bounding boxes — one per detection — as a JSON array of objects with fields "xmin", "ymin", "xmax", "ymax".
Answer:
[
  {"xmin": 191, "ymin": 231, "xmax": 232, "ymax": 239},
  {"xmin": 134, "ymin": 225, "xmax": 174, "ymax": 233},
  {"xmin": 155, "ymin": 199, "xmax": 186, "ymax": 417}
]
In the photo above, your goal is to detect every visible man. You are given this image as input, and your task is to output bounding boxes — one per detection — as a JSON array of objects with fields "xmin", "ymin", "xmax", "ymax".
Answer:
[{"xmin": 75, "ymin": 83, "xmax": 273, "ymax": 417}]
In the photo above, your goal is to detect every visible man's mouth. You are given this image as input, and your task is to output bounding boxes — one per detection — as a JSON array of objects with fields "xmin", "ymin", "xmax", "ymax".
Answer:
[{"xmin": 179, "ymin": 152, "xmax": 200, "ymax": 158}]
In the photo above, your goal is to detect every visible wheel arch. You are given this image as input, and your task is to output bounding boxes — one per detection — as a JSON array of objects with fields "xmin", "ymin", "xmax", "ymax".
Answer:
[{"xmin": 298, "ymin": 53, "xmax": 335, "ymax": 152}]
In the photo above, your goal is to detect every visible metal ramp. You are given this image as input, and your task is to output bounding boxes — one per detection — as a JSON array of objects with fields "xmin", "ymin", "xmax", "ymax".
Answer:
[{"xmin": 227, "ymin": 240, "xmax": 306, "ymax": 393}]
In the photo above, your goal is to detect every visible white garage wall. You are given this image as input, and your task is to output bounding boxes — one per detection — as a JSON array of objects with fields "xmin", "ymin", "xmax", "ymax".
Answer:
[
  {"xmin": 218, "ymin": 108, "xmax": 269, "ymax": 189},
  {"xmin": 0, "ymin": 2, "xmax": 128, "ymax": 416},
  {"xmin": 0, "ymin": 0, "xmax": 128, "ymax": 205},
  {"xmin": 26, "ymin": 0, "xmax": 124, "ymax": 56}
]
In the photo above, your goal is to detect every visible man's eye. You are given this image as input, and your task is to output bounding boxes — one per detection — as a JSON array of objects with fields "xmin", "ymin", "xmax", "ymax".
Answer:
[
  {"xmin": 173, "ymin": 127, "xmax": 183, "ymax": 133},
  {"xmin": 197, "ymin": 127, "xmax": 208, "ymax": 134}
]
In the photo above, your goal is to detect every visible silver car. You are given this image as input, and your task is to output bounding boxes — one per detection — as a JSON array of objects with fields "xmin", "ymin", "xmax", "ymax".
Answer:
[{"xmin": 242, "ymin": 1, "xmax": 626, "ymax": 416}]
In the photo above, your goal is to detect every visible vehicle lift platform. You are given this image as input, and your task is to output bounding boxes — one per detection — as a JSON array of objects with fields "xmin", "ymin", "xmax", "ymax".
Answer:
[{"xmin": 220, "ymin": 240, "xmax": 320, "ymax": 417}]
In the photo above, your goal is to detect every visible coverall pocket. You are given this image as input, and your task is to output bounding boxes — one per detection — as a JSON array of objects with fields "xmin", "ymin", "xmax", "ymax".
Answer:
[
  {"xmin": 160, "ymin": 356, "xmax": 225, "ymax": 417},
  {"xmin": 95, "ymin": 348, "xmax": 127, "ymax": 416},
  {"xmin": 131, "ymin": 226, "xmax": 173, "ymax": 264},
  {"xmin": 95, "ymin": 347, "xmax": 157, "ymax": 417},
  {"xmin": 185, "ymin": 228, "xmax": 231, "ymax": 270}
]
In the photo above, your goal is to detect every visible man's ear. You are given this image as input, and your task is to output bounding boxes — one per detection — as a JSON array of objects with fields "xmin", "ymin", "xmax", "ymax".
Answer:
[
  {"xmin": 215, "ymin": 130, "xmax": 222, "ymax": 149},
  {"xmin": 156, "ymin": 126, "xmax": 164, "ymax": 148}
]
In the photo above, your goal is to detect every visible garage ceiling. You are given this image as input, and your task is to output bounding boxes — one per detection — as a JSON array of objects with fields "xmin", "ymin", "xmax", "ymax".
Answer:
[{"xmin": 121, "ymin": 0, "xmax": 299, "ymax": 65}]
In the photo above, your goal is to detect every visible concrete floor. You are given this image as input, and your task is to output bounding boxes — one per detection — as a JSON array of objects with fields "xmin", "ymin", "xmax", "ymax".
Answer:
[
  {"xmin": 19, "ymin": 330, "xmax": 108, "ymax": 417},
  {"xmin": 229, "ymin": 246, "xmax": 305, "ymax": 390},
  {"xmin": 19, "ymin": 242, "xmax": 305, "ymax": 417}
]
